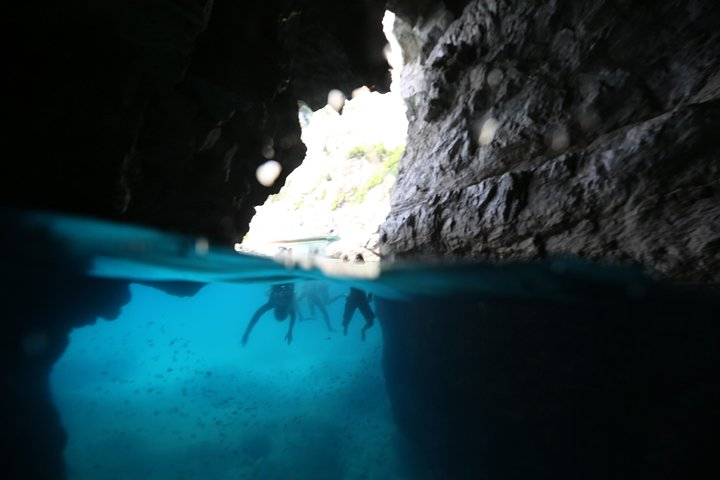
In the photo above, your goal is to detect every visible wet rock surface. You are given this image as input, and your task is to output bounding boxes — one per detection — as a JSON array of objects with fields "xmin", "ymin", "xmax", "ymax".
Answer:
[{"xmin": 381, "ymin": 0, "xmax": 720, "ymax": 282}]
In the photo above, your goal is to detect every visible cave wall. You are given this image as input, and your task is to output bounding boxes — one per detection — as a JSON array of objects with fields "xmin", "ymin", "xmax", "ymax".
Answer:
[
  {"xmin": 380, "ymin": 0, "xmax": 720, "ymax": 282},
  {"xmin": 376, "ymin": 3, "xmax": 720, "ymax": 476},
  {"xmin": 3, "ymin": 0, "xmax": 390, "ymax": 244},
  {"xmin": 0, "ymin": 214, "xmax": 133, "ymax": 479}
]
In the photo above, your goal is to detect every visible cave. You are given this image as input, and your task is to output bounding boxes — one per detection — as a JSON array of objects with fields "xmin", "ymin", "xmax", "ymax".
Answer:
[{"xmin": 2, "ymin": 1, "xmax": 720, "ymax": 479}]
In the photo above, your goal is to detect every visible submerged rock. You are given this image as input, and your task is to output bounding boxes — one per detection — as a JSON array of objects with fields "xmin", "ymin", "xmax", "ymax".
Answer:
[{"xmin": 378, "ymin": 268, "xmax": 720, "ymax": 479}]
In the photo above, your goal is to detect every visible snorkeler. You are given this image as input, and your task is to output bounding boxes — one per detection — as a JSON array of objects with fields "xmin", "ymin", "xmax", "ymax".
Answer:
[
  {"xmin": 296, "ymin": 281, "xmax": 344, "ymax": 331},
  {"xmin": 242, "ymin": 283, "xmax": 296, "ymax": 346},
  {"xmin": 342, "ymin": 254, "xmax": 375, "ymax": 341}
]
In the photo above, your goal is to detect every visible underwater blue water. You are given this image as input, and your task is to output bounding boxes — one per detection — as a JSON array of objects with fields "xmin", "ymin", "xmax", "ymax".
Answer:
[
  {"xmin": 51, "ymin": 281, "xmax": 394, "ymax": 480},
  {"xmin": 14, "ymin": 209, "xmax": 705, "ymax": 480}
]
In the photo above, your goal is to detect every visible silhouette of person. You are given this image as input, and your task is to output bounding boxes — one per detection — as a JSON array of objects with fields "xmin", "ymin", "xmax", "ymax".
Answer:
[
  {"xmin": 342, "ymin": 254, "xmax": 375, "ymax": 341},
  {"xmin": 297, "ymin": 281, "xmax": 344, "ymax": 331},
  {"xmin": 242, "ymin": 283, "xmax": 296, "ymax": 346}
]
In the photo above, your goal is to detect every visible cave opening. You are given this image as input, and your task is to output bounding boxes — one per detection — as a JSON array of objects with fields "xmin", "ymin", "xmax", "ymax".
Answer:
[
  {"xmin": 242, "ymin": 11, "xmax": 408, "ymax": 262},
  {"xmin": 4, "ymin": 0, "xmax": 720, "ymax": 478},
  {"xmin": 43, "ymin": 10, "xmax": 416, "ymax": 479}
]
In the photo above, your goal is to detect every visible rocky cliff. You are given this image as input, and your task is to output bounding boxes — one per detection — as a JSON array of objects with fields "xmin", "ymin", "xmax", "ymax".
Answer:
[{"xmin": 381, "ymin": 0, "xmax": 720, "ymax": 282}]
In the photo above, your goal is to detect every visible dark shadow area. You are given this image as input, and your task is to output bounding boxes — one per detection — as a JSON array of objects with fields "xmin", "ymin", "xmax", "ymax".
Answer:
[
  {"xmin": 378, "ymin": 274, "xmax": 720, "ymax": 479},
  {"xmin": 0, "ymin": 211, "xmax": 132, "ymax": 479}
]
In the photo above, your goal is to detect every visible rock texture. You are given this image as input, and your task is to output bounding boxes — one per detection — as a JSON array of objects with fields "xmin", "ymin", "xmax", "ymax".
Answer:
[
  {"xmin": 381, "ymin": 0, "xmax": 720, "ymax": 282},
  {"xmin": 0, "ymin": 213, "xmax": 132, "ymax": 479},
  {"xmin": 3, "ymin": 0, "xmax": 390, "ymax": 244}
]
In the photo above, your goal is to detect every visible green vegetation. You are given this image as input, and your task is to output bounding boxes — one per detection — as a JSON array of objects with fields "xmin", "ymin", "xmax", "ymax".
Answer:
[
  {"xmin": 351, "ymin": 145, "xmax": 404, "ymax": 204},
  {"xmin": 346, "ymin": 145, "xmax": 368, "ymax": 159},
  {"xmin": 272, "ymin": 143, "xmax": 405, "ymax": 212},
  {"xmin": 330, "ymin": 193, "xmax": 346, "ymax": 211},
  {"xmin": 270, "ymin": 189, "xmax": 287, "ymax": 203},
  {"xmin": 346, "ymin": 142, "xmax": 403, "ymax": 164},
  {"xmin": 385, "ymin": 145, "xmax": 403, "ymax": 175}
]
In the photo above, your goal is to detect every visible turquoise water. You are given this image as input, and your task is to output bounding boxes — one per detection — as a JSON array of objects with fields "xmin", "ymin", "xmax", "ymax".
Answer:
[
  {"xmin": 18, "ymin": 211, "xmax": 399, "ymax": 479},
  {"xmin": 51, "ymin": 282, "xmax": 393, "ymax": 480},
  {"xmin": 7, "ymin": 209, "xmax": 718, "ymax": 479}
]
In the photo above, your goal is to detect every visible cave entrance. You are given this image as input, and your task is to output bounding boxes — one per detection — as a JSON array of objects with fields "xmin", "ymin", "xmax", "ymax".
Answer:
[
  {"xmin": 47, "ymin": 11, "xmax": 412, "ymax": 479},
  {"xmin": 242, "ymin": 12, "xmax": 407, "ymax": 262}
]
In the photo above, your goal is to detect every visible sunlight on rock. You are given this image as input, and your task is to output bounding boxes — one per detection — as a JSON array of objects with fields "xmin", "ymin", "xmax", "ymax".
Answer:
[
  {"xmin": 382, "ymin": 11, "xmax": 404, "ymax": 88},
  {"xmin": 352, "ymin": 86, "xmax": 370, "ymax": 98},
  {"xmin": 327, "ymin": 89, "xmax": 346, "ymax": 113},
  {"xmin": 256, "ymin": 160, "xmax": 282, "ymax": 187},
  {"xmin": 478, "ymin": 118, "xmax": 500, "ymax": 146},
  {"xmin": 383, "ymin": 43, "xmax": 393, "ymax": 63}
]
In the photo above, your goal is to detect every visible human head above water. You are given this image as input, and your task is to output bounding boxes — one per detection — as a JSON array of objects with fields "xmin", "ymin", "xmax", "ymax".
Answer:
[{"xmin": 342, "ymin": 253, "xmax": 365, "ymax": 263}]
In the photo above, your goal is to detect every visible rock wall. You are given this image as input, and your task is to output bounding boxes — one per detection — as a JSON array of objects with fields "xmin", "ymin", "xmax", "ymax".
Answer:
[
  {"xmin": 3, "ymin": 0, "xmax": 390, "ymax": 244},
  {"xmin": 380, "ymin": 0, "xmax": 720, "ymax": 282},
  {"xmin": 0, "ymin": 214, "xmax": 132, "ymax": 479}
]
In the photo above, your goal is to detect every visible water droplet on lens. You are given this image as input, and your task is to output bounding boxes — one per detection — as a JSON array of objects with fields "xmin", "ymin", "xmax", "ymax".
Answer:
[{"xmin": 256, "ymin": 160, "xmax": 282, "ymax": 187}]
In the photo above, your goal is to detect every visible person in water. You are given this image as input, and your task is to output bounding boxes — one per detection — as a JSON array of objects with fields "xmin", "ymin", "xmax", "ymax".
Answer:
[
  {"xmin": 296, "ymin": 281, "xmax": 344, "ymax": 331},
  {"xmin": 342, "ymin": 254, "xmax": 375, "ymax": 341},
  {"xmin": 242, "ymin": 283, "xmax": 296, "ymax": 346}
]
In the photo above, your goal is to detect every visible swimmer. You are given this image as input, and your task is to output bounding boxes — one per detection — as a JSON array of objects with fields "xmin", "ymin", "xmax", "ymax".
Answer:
[
  {"xmin": 341, "ymin": 254, "xmax": 375, "ymax": 341},
  {"xmin": 242, "ymin": 283, "xmax": 297, "ymax": 346}
]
